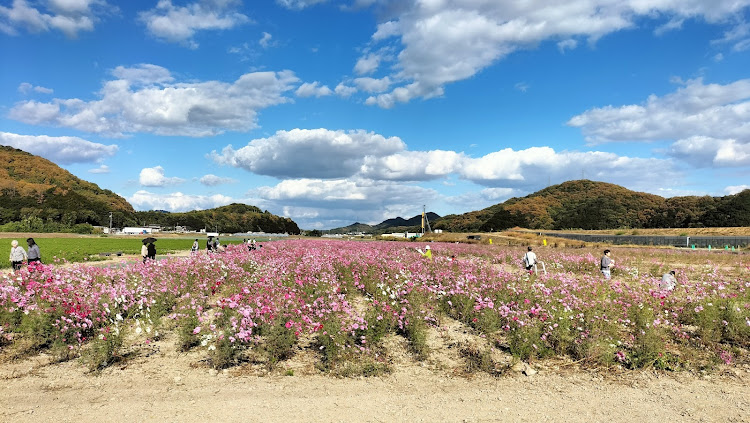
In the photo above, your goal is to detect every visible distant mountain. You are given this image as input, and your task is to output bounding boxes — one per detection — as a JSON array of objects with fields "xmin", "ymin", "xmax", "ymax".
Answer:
[
  {"xmin": 327, "ymin": 212, "xmax": 440, "ymax": 234},
  {"xmin": 433, "ymin": 180, "xmax": 750, "ymax": 231},
  {"xmin": 0, "ymin": 145, "xmax": 135, "ymax": 228}
]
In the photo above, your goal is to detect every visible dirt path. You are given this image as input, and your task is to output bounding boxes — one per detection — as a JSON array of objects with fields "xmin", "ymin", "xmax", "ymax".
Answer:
[
  {"xmin": 2, "ymin": 318, "xmax": 749, "ymax": 423},
  {"xmin": 1, "ymin": 353, "xmax": 748, "ymax": 423}
]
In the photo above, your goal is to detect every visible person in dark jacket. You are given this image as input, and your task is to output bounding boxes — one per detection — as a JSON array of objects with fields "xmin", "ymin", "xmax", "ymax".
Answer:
[
  {"xmin": 26, "ymin": 238, "xmax": 41, "ymax": 264},
  {"xmin": 147, "ymin": 242, "xmax": 156, "ymax": 260}
]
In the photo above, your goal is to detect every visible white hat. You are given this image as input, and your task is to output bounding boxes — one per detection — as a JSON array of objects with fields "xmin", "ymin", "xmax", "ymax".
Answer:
[{"xmin": 425, "ymin": 245, "xmax": 431, "ymax": 249}]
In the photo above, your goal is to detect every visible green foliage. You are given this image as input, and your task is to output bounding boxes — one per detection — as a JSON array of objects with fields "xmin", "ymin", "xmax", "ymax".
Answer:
[
  {"xmin": 264, "ymin": 321, "xmax": 298, "ymax": 369},
  {"xmin": 82, "ymin": 326, "xmax": 125, "ymax": 372},
  {"xmin": 177, "ymin": 315, "xmax": 201, "ymax": 352}
]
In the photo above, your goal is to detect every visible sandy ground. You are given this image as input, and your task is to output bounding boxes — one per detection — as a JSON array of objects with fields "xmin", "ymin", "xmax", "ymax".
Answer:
[{"xmin": 1, "ymin": 345, "xmax": 748, "ymax": 423}]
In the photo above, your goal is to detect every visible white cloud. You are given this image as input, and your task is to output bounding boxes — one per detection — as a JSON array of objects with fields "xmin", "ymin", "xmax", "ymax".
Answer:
[
  {"xmin": 139, "ymin": 0, "xmax": 250, "ymax": 48},
  {"xmin": 334, "ymin": 83, "xmax": 357, "ymax": 98},
  {"xmin": 18, "ymin": 82, "xmax": 53, "ymax": 94},
  {"xmin": 88, "ymin": 164, "xmax": 110, "ymax": 174},
  {"xmin": 514, "ymin": 82, "xmax": 529, "ymax": 93},
  {"xmin": 139, "ymin": 166, "xmax": 185, "ymax": 187},
  {"xmin": 275, "ymin": 0, "xmax": 327, "ymax": 10},
  {"xmin": 361, "ymin": 0, "xmax": 750, "ymax": 108},
  {"xmin": 199, "ymin": 174, "xmax": 237, "ymax": 186},
  {"xmin": 354, "ymin": 53, "xmax": 381, "ymax": 75},
  {"xmin": 354, "ymin": 77, "xmax": 391, "ymax": 93},
  {"xmin": 0, "ymin": 0, "xmax": 109, "ymax": 37},
  {"xmin": 9, "ymin": 65, "xmax": 300, "ymax": 137},
  {"xmin": 670, "ymin": 136, "xmax": 750, "ymax": 167},
  {"xmin": 458, "ymin": 147, "xmax": 680, "ymax": 191},
  {"xmin": 725, "ymin": 185, "xmax": 750, "ymax": 195},
  {"xmin": 211, "ymin": 128, "xmax": 405, "ymax": 178},
  {"xmin": 0, "ymin": 131, "xmax": 118, "ymax": 164},
  {"xmin": 295, "ymin": 81, "xmax": 333, "ymax": 97},
  {"xmin": 259, "ymin": 31, "xmax": 273, "ymax": 48},
  {"xmin": 711, "ymin": 20, "xmax": 750, "ymax": 51},
  {"xmin": 557, "ymin": 39, "xmax": 577, "ymax": 52},
  {"xmin": 568, "ymin": 78, "xmax": 750, "ymax": 167},
  {"xmin": 111, "ymin": 63, "xmax": 174, "ymax": 84},
  {"xmin": 128, "ymin": 189, "xmax": 234, "ymax": 212},
  {"xmin": 360, "ymin": 150, "xmax": 464, "ymax": 181}
]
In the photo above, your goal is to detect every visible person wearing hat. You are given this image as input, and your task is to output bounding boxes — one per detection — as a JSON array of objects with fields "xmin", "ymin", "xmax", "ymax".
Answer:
[
  {"xmin": 417, "ymin": 245, "xmax": 432, "ymax": 259},
  {"xmin": 660, "ymin": 270, "xmax": 677, "ymax": 291}
]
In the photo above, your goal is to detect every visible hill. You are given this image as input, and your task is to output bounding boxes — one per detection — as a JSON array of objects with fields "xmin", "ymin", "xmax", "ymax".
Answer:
[
  {"xmin": 135, "ymin": 204, "xmax": 300, "ymax": 234},
  {"xmin": 327, "ymin": 212, "xmax": 440, "ymax": 234},
  {"xmin": 433, "ymin": 180, "xmax": 750, "ymax": 231},
  {"xmin": 0, "ymin": 146, "xmax": 135, "ymax": 231}
]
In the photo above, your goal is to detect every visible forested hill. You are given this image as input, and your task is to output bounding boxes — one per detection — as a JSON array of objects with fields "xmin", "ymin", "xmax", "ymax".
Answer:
[
  {"xmin": 0, "ymin": 146, "xmax": 134, "ymax": 229},
  {"xmin": 0, "ymin": 147, "xmax": 300, "ymax": 234},
  {"xmin": 433, "ymin": 180, "xmax": 750, "ymax": 232},
  {"xmin": 135, "ymin": 204, "xmax": 300, "ymax": 235}
]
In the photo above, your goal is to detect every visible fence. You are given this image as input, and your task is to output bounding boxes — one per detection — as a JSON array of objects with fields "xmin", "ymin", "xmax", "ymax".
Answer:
[{"xmin": 537, "ymin": 233, "xmax": 750, "ymax": 248}]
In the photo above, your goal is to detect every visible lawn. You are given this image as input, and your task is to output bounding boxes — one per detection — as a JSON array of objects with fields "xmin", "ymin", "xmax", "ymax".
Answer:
[{"xmin": 0, "ymin": 235, "xmax": 256, "ymax": 268}]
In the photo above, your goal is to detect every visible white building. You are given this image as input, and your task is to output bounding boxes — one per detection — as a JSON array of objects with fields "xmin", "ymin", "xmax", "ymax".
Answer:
[{"xmin": 122, "ymin": 227, "xmax": 153, "ymax": 235}]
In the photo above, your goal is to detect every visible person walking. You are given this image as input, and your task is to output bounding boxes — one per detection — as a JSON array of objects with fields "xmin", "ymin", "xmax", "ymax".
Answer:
[
  {"xmin": 147, "ymin": 242, "xmax": 156, "ymax": 260},
  {"xmin": 141, "ymin": 240, "xmax": 148, "ymax": 263},
  {"xmin": 523, "ymin": 246, "xmax": 537, "ymax": 274},
  {"xmin": 10, "ymin": 240, "xmax": 27, "ymax": 271},
  {"xmin": 26, "ymin": 238, "xmax": 41, "ymax": 265},
  {"xmin": 600, "ymin": 249, "xmax": 615, "ymax": 280}
]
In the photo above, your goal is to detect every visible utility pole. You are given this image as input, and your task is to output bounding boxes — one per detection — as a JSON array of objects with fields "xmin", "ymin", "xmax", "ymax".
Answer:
[{"xmin": 109, "ymin": 212, "xmax": 113, "ymax": 234}]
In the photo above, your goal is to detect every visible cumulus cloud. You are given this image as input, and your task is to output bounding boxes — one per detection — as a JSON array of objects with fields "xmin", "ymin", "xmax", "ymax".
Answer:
[
  {"xmin": 360, "ymin": 150, "xmax": 464, "ymax": 181},
  {"xmin": 88, "ymin": 164, "xmax": 110, "ymax": 174},
  {"xmin": 139, "ymin": 0, "xmax": 250, "ymax": 48},
  {"xmin": 295, "ymin": 81, "xmax": 333, "ymax": 97},
  {"xmin": 568, "ymin": 78, "xmax": 750, "ymax": 167},
  {"xmin": 8, "ymin": 64, "xmax": 300, "ymax": 137},
  {"xmin": 199, "ymin": 174, "xmax": 237, "ymax": 186},
  {"xmin": 139, "ymin": 166, "xmax": 185, "ymax": 187},
  {"xmin": 354, "ymin": 53, "xmax": 381, "ymax": 75},
  {"xmin": 354, "ymin": 77, "xmax": 391, "ymax": 93},
  {"xmin": 361, "ymin": 0, "xmax": 750, "ymax": 108},
  {"xmin": 334, "ymin": 83, "xmax": 357, "ymax": 98},
  {"xmin": 725, "ymin": 185, "xmax": 750, "ymax": 195},
  {"xmin": 0, "ymin": 0, "xmax": 110, "ymax": 37},
  {"xmin": 0, "ymin": 131, "xmax": 118, "ymax": 164},
  {"xmin": 456, "ymin": 147, "xmax": 680, "ymax": 192},
  {"xmin": 211, "ymin": 128, "xmax": 406, "ymax": 178},
  {"xmin": 128, "ymin": 190, "xmax": 235, "ymax": 212},
  {"xmin": 670, "ymin": 136, "xmax": 750, "ymax": 167}
]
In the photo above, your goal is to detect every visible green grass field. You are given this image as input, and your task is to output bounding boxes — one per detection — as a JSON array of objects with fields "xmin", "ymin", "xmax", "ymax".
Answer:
[{"xmin": 1, "ymin": 236, "xmax": 269, "ymax": 269}]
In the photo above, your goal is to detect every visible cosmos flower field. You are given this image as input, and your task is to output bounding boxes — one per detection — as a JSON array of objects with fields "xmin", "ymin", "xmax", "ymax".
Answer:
[{"xmin": 1, "ymin": 239, "xmax": 748, "ymax": 374}]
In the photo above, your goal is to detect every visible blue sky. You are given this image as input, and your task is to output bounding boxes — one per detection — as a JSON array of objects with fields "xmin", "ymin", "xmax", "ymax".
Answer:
[{"xmin": 1, "ymin": 0, "xmax": 750, "ymax": 229}]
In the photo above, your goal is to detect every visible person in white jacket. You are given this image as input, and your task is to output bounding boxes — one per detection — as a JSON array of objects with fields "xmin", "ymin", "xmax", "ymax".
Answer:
[
  {"xmin": 522, "ymin": 246, "xmax": 537, "ymax": 273},
  {"xmin": 9, "ymin": 240, "xmax": 27, "ymax": 271}
]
